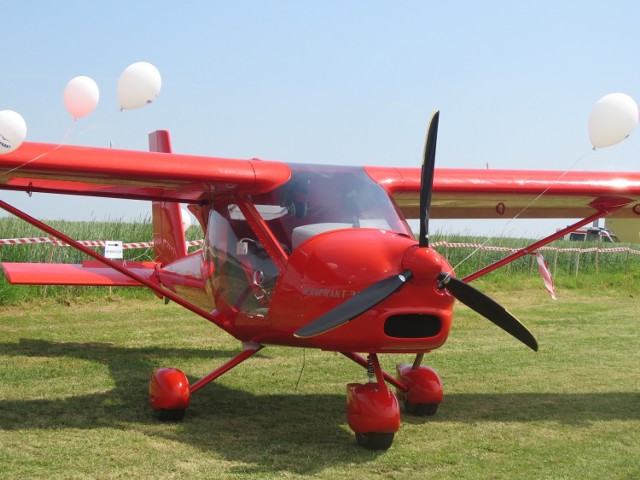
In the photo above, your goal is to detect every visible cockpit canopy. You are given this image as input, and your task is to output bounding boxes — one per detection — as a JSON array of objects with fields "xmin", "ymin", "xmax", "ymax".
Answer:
[{"xmin": 204, "ymin": 164, "xmax": 412, "ymax": 314}]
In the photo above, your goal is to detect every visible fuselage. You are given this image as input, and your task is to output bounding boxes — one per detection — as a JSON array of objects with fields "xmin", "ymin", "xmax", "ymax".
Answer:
[{"xmin": 156, "ymin": 164, "xmax": 454, "ymax": 353}]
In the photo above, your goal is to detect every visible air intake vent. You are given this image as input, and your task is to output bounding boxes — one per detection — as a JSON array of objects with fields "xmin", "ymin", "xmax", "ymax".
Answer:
[{"xmin": 384, "ymin": 314, "xmax": 441, "ymax": 338}]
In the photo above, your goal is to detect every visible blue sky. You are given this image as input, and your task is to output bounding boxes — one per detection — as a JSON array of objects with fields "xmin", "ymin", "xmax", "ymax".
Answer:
[{"xmin": 1, "ymin": 1, "xmax": 639, "ymax": 237}]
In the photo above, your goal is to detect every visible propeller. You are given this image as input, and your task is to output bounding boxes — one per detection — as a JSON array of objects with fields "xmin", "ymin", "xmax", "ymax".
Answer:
[
  {"xmin": 293, "ymin": 111, "xmax": 537, "ymax": 351},
  {"xmin": 294, "ymin": 271, "xmax": 413, "ymax": 338},
  {"xmin": 437, "ymin": 273, "xmax": 538, "ymax": 351},
  {"xmin": 419, "ymin": 111, "xmax": 439, "ymax": 248}
]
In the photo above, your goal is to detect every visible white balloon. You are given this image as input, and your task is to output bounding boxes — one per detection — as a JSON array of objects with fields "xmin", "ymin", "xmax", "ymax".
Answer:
[
  {"xmin": 117, "ymin": 62, "xmax": 162, "ymax": 110},
  {"xmin": 0, "ymin": 110, "xmax": 27, "ymax": 154},
  {"xmin": 181, "ymin": 208, "xmax": 192, "ymax": 232},
  {"xmin": 588, "ymin": 93, "xmax": 638, "ymax": 148},
  {"xmin": 63, "ymin": 76, "xmax": 99, "ymax": 119}
]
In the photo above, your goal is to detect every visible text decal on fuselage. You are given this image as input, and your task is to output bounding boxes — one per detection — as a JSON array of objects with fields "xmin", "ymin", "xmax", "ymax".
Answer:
[{"xmin": 303, "ymin": 288, "xmax": 357, "ymax": 299}]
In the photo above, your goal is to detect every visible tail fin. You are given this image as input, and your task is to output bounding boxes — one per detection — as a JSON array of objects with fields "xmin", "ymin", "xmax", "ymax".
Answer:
[{"xmin": 149, "ymin": 130, "xmax": 187, "ymax": 264}]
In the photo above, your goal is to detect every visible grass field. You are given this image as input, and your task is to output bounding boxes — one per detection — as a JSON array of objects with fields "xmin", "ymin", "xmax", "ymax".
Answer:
[
  {"xmin": 0, "ymin": 217, "xmax": 639, "ymax": 477},
  {"xmin": 0, "ymin": 279, "xmax": 638, "ymax": 479}
]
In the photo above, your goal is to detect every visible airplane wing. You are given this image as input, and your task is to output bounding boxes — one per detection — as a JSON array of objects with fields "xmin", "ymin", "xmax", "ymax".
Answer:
[
  {"xmin": 0, "ymin": 140, "xmax": 291, "ymax": 203},
  {"xmin": 365, "ymin": 166, "xmax": 640, "ymax": 219},
  {"xmin": 2, "ymin": 139, "xmax": 640, "ymax": 219}
]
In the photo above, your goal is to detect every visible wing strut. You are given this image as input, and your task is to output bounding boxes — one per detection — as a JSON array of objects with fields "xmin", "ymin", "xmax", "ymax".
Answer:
[
  {"xmin": 0, "ymin": 198, "xmax": 233, "ymax": 334},
  {"xmin": 235, "ymin": 197, "xmax": 289, "ymax": 271},
  {"xmin": 463, "ymin": 199, "xmax": 631, "ymax": 283}
]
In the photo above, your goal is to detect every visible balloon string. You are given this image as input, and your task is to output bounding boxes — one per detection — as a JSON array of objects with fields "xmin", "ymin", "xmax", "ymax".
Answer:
[
  {"xmin": 1, "ymin": 121, "xmax": 76, "ymax": 177},
  {"xmin": 447, "ymin": 149, "xmax": 602, "ymax": 277}
]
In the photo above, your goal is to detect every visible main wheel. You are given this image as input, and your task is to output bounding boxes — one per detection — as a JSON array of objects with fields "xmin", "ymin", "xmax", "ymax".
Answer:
[
  {"xmin": 355, "ymin": 432, "xmax": 394, "ymax": 450},
  {"xmin": 157, "ymin": 408, "xmax": 186, "ymax": 422},
  {"xmin": 403, "ymin": 398, "xmax": 438, "ymax": 416}
]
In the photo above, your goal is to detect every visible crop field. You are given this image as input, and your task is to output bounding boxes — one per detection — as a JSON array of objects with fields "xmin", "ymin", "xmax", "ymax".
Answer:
[
  {"xmin": 0, "ymin": 218, "xmax": 639, "ymax": 478},
  {"xmin": 1, "ymin": 215, "xmax": 640, "ymax": 302}
]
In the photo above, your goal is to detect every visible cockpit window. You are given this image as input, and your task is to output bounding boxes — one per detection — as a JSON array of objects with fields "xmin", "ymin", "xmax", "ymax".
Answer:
[{"xmin": 249, "ymin": 164, "xmax": 412, "ymax": 250}]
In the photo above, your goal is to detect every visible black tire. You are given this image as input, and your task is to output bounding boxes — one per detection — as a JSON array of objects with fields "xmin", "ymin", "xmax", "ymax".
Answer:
[
  {"xmin": 157, "ymin": 408, "xmax": 186, "ymax": 422},
  {"xmin": 403, "ymin": 399, "xmax": 438, "ymax": 416},
  {"xmin": 355, "ymin": 432, "xmax": 394, "ymax": 450}
]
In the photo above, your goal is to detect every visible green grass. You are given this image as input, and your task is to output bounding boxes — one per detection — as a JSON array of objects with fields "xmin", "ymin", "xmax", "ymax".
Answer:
[
  {"xmin": 1, "ymin": 219, "xmax": 639, "ymax": 477},
  {"xmin": 0, "ymin": 282, "xmax": 638, "ymax": 479}
]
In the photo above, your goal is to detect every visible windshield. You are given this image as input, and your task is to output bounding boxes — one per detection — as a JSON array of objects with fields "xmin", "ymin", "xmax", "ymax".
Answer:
[{"xmin": 245, "ymin": 164, "xmax": 412, "ymax": 249}]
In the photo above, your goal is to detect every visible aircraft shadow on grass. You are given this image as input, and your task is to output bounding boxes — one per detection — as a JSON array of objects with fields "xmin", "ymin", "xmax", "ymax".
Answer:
[
  {"xmin": 0, "ymin": 339, "xmax": 639, "ymax": 472},
  {"xmin": 0, "ymin": 339, "xmax": 364, "ymax": 473}
]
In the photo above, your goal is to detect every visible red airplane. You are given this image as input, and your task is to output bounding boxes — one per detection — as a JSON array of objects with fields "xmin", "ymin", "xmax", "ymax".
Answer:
[{"xmin": 1, "ymin": 111, "xmax": 639, "ymax": 450}]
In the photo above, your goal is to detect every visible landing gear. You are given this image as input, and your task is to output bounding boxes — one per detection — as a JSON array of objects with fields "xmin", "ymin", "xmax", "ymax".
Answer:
[
  {"xmin": 342, "ymin": 351, "xmax": 443, "ymax": 449},
  {"xmin": 346, "ymin": 354, "xmax": 400, "ymax": 450},
  {"xmin": 395, "ymin": 357, "xmax": 443, "ymax": 417},
  {"xmin": 355, "ymin": 432, "xmax": 395, "ymax": 450},
  {"xmin": 403, "ymin": 399, "xmax": 438, "ymax": 416},
  {"xmin": 149, "ymin": 368, "xmax": 190, "ymax": 417},
  {"xmin": 157, "ymin": 408, "xmax": 186, "ymax": 422},
  {"xmin": 148, "ymin": 343, "xmax": 263, "ymax": 421},
  {"xmin": 149, "ymin": 347, "xmax": 441, "ymax": 451}
]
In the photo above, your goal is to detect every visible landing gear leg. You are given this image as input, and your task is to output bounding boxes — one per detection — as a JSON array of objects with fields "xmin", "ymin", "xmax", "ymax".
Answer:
[
  {"xmin": 149, "ymin": 342, "xmax": 263, "ymax": 420},
  {"xmin": 346, "ymin": 353, "xmax": 400, "ymax": 450}
]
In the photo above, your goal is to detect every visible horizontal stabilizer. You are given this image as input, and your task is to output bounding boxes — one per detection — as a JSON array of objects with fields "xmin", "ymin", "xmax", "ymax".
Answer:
[{"xmin": 1, "ymin": 260, "xmax": 157, "ymax": 286}]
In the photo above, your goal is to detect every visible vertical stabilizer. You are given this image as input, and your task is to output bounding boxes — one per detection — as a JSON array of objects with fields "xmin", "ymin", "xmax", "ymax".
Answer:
[{"xmin": 149, "ymin": 130, "xmax": 187, "ymax": 264}]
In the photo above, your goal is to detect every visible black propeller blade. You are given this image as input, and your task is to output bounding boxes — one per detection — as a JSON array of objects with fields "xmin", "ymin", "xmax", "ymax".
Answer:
[
  {"xmin": 419, "ymin": 110, "xmax": 439, "ymax": 248},
  {"xmin": 294, "ymin": 270, "xmax": 413, "ymax": 338},
  {"xmin": 438, "ymin": 273, "xmax": 538, "ymax": 351}
]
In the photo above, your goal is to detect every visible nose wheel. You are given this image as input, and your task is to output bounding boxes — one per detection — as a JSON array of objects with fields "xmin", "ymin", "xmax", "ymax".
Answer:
[
  {"xmin": 346, "ymin": 354, "xmax": 401, "ymax": 450},
  {"xmin": 342, "ymin": 352, "xmax": 444, "ymax": 449}
]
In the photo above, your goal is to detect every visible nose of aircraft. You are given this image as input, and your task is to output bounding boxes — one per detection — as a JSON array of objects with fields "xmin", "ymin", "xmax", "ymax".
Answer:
[
  {"xmin": 401, "ymin": 245, "xmax": 452, "ymax": 286},
  {"xmin": 292, "ymin": 229, "xmax": 537, "ymax": 351}
]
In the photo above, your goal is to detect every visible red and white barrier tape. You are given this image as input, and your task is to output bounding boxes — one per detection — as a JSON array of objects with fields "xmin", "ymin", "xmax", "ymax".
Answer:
[
  {"xmin": 0, "ymin": 237, "xmax": 636, "ymax": 254},
  {"xmin": 2, "ymin": 237, "xmax": 635, "ymax": 300},
  {"xmin": 431, "ymin": 241, "xmax": 640, "ymax": 255},
  {"xmin": 0, "ymin": 237, "xmax": 54, "ymax": 245},
  {"xmin": 0, "ymin": 237, "xmax": 204, "ymax": 249},
  {"xmin": 535, "ymin": 252, "xmax": 556, "ymax": 300}
]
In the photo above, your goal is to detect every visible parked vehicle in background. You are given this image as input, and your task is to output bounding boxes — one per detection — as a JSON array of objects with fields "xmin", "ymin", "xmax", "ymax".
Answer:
[{"xmin": 563, "ymin": 226, "xmax": 618, "ymax": 242}]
